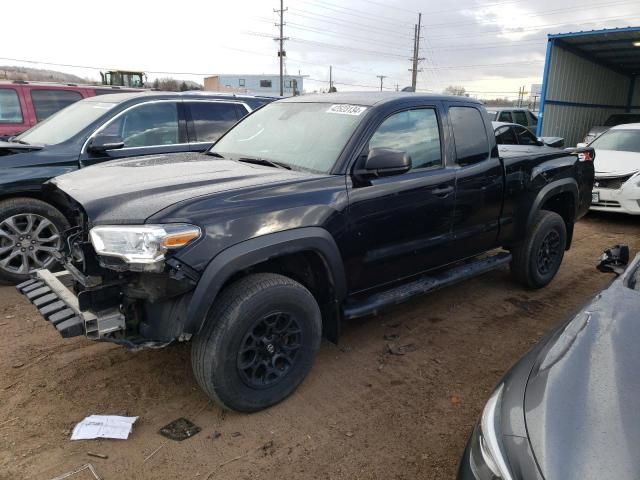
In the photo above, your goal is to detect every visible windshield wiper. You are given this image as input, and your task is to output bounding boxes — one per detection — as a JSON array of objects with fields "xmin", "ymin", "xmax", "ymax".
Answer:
[
  {"xmin": 237, "ymin": 156, "xmax": 291, "ymax": 170},
  {"xmin": 10, "ymin": 138, "xmax": 29, "ymax": 145},
  {"xmin": 206, "ymin": 151, "xmax": 225, "ymax": 158}
]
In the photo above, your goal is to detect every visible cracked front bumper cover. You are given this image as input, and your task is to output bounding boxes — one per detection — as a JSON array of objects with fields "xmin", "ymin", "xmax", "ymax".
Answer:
[{"xmin": 17, "ymin": 269, "xmax": 125, "ymax": 339}]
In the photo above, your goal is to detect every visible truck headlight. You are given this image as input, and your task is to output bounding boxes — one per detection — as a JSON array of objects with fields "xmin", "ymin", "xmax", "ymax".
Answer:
[
  {"xmin": 468, "ymin": 384, "xmax": 513, "ymax": 479},
  {"xmin": 89, "ymin": 224, "xmax": 201, "ymax": 268}
]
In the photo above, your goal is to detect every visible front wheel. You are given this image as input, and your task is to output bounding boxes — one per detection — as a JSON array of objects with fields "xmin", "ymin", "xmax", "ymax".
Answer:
[
  {"xmin": 510, "ymin": 210, "xmax": 567, "ymax": 289},
  {"xmin": 191, "ymin": 273, "xmax": 322, "ymax": 412},
  {"xmin": 0, "ymin": 198, "xmax": 69, "ymax": 284}
]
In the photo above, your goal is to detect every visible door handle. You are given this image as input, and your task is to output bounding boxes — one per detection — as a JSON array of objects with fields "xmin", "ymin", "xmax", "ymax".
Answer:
[{"xmin": 432, "ymin": 185, "xmax": 454, "ymax": 197}]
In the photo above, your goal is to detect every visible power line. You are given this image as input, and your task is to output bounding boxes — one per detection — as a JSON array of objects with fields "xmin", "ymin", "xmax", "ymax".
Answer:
[
  {"xmin": 254, "ymin": 18, "xmax": 411, "ymax": 50},
  {"xmin": 428, "ymin": 13, "xmax": 640, "ymax": 40},
  {"xmin": 350, "ymin": 0, "xmax": 419, "ymax": 15},
  {"xmin": 306, "ymin": 76, "xmax": 396, "ymax": 90},
  {"xmin": 431, "ymin": 38, "xmax": 545, "ymax": 51},
  {"xmin": 434, "ymin": 60, "xmax": 543, "ymax": 69},
  {"xmin": 246, "ymin": 31, "xmax": 545, "ymax": 69},
  {"xmin": 298, "ymin": 0, "xmax": 415, "ymax": 28},
  {"xmin": 245, "ymin": 31, "xmax": 410, "ymax": 60},
  {"xmin": 416, "ymin": 0, "xmax": 558, "ymax": 17},
  {"xmin": 288, "ymin": 8, "xmax": 415, "ymax": 39}
]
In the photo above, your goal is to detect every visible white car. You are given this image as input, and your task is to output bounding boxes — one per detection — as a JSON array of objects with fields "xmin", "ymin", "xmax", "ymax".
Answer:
[{"xmin": 589, "ymin": 123, "xmax": 640, "ymax": 215}]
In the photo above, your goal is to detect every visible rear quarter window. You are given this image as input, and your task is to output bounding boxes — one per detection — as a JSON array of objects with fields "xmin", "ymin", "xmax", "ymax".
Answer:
[
  {"xmin": 497, "ymin": 111, "xmax": 512, "ymax": 122},
  {"xmin": 0, "ymin": 88, "xmax": 23, "ymax": 123},
  {"xmin": 31, "ymin": 89, "xmax": 83, "ymax": 121},
  {"xmin": 449, "ymin": 106, "xmax": 490, "ymax": 165},
  {"xmin": 187, "ymin": 102, "xmax": 241, "ymax": 142},
  {"xmin": 513, "ymin": 111, "xmax": 528, "ymax": 126}
]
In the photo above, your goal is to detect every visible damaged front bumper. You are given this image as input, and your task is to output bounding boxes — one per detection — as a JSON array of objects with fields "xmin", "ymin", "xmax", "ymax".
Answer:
[{"xmin": 17, "ymin": 269, "xmax": 125, "ymax": 339}]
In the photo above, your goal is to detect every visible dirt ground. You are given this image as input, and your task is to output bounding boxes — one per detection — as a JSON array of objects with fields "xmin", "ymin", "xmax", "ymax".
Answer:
[{"xmin": 1, "ymin": 212, "xmax": 639, "ymax": 480}]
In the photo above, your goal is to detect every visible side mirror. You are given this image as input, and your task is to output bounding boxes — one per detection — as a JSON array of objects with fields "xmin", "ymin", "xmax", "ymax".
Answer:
[
  {"xmin": 88, "ymin": 134, "xmax": 125, "ymax": 153},
  {"xmin": 597, "ymin": 244, "xmax": 630, "ymax": 275},
  {"xmin": 357, "ymin": 148, "xmax": 412, "ymax": 178}
]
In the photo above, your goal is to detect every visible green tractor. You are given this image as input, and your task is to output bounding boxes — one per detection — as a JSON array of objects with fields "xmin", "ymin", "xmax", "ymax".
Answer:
[{"xmin": 100, "ymin": 70, "xmax": 146, "ymax": 88}]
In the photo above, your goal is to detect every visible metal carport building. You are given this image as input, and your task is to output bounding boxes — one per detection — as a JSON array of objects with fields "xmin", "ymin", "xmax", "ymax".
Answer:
[{"xmin": 537, "ymin": 26, "xmax": 640, "ymax": 146}]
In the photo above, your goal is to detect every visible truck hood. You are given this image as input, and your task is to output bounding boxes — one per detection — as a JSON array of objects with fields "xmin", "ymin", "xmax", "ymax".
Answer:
[
  {"xmin": 524, "ymin": 258, "xmax": 640, "ymax": 479},
  {"xmin": 49, "ymin": 152, "xmax": 320, "ymax": 224},
  {"xmin": 594, "ymin": 149, "xmax": 640, "ymax": 177}
]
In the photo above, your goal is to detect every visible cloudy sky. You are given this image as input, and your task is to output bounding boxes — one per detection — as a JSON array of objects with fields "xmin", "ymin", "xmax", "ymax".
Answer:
[{"xmin": 4, "ymin": 0, "xmax": 640, "ymax": 99}]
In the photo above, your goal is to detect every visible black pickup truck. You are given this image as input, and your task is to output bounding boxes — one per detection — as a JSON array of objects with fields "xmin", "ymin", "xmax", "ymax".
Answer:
[{"xmin": 17, "ymin": 93, "xmax": 595, "ymax": 412}]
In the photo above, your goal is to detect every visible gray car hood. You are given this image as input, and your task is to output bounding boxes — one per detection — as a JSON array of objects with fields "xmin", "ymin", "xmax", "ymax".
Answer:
[
  {"xmin": 524, "ymin": 258, "xmax": 640, "ymax": 479},
  {"xmin": 49, "ymin": 152, "xmax": 317, "ymax": 224}
]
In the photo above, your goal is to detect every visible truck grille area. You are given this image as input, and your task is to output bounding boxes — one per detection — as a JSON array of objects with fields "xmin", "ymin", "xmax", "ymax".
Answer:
[{"xmin": 592, "ymin": 199, "xmax": 621, "ymax": 208}]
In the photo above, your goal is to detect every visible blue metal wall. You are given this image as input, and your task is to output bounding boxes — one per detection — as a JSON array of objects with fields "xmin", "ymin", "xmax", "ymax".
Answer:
[{"xmin": 537, "ymin": 30, "xmax": 639, "ymax": 146}]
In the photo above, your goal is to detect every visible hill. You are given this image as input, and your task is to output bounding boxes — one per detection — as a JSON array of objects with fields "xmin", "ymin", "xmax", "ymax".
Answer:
[{"xmin": 0, "ymin": 66, "xmax": 92, "ymax": 84}]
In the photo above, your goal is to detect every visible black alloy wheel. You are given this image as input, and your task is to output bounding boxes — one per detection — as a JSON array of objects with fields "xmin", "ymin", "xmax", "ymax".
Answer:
[{"xmin": 237, "ymin": 312, "xmax": 303, "ymax": 389}]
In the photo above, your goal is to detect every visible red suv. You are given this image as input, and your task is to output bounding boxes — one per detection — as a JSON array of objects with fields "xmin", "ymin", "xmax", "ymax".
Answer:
[{"xmin": 0, "ymin": 81, "xmax": 140, "ymax": 138}]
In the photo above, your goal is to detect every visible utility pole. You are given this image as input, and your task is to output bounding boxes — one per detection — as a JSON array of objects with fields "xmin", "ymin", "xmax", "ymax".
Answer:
[
  {"xmin": 329, "ymin": 65, "xmax": 333, "ymax": 91},
  {"xmin": 274, "ymin": 0, "xmax": 288, "ymax": 97},
  {"xmin": 409, "ymin": 13, "xmax": 423, "ymax": 91},
  {"xmin": 377, "ymin": 75, "xmax": 386, "ymax": 92}
]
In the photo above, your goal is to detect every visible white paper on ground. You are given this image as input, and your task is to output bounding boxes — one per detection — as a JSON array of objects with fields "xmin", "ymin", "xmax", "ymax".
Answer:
[{"xmin": 71, "ymin": 415, "xmax": 138, "ymax": 441}]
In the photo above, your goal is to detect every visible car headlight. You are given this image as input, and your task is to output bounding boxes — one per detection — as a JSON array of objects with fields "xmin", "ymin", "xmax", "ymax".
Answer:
[
  {"xmin": 468, "ymin": 384, "xmax": 513, "ymax": 479},
  {"xmin": 89, "ymin": 224, "xmax": 201, "ymax": 269}
]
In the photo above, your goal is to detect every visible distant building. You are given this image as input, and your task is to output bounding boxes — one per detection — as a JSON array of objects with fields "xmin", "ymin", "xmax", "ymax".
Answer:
[{"xmin": 204, "ymin": 74, "xmax": 306, "ymax": 97}]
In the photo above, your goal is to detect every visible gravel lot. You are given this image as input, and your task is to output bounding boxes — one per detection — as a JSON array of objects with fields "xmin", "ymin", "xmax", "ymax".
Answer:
[{"xmin": 1, "ymin": 212, "xmax": 638, "ymax": 480}]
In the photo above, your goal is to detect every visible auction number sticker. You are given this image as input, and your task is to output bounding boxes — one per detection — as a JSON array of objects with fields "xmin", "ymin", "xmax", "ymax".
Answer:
[{"xmin": 327, "ymin": 104, "xmax": 367, "ymax": 115}]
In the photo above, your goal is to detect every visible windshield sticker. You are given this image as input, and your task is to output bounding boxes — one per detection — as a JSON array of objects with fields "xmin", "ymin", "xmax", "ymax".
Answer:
[{"xmin": 327, "ymin": 104, "xmax": 367, "ymax": 116}]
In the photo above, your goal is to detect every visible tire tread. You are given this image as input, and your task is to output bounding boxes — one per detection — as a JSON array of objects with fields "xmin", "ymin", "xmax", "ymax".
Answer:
[
  {"xmin": 510, "ymin": 209, "xmax": 566, "ymax": 289},
  {"xmin": 191, "ymin": 273, "xmax": 320, "ymax": 411}
]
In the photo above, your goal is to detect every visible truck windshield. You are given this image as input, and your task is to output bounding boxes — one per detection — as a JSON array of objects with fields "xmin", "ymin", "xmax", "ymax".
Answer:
[
  {"xmin": 590, "ymin": 129, "xmax": 640, "ymax": 154},
  {"xmin": 17, "ymin": 100, "xmax": 117, "ymax": 146},
  {"xmin": 209, "ymin": 102, "xmax": 367, "ymax": 173}
]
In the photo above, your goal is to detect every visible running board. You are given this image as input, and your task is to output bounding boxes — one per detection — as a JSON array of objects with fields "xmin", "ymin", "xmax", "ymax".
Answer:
[{"xmin": 343, "ymin": 252, "xmax": 512, "ymax": 320}]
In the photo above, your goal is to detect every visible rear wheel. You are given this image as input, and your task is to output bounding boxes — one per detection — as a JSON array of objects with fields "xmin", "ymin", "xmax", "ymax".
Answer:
[
  {"xmin": 191, "ymin": 273, "xmax": 322, "ymax": 412},
  {"xmin": 0, "ymin": 198, "xmax": 69, "ymax": 284},
  {"xmin": 510, "ymin": 210, "xmax": 567, "ymax": 289}
]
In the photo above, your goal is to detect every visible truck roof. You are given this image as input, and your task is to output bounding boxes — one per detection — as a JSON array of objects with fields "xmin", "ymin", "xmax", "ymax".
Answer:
[
  {"xmin": 486, "ymin": 107, "xmax": 533, "ymax": 112},
  {"xmin": 278, "ymin": 91, "xmax": 483, "ymax": 107}
]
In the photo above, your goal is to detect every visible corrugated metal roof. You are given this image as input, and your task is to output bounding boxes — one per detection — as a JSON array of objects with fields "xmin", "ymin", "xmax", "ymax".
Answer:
[{"xmin": 548, "ymin": 26, "xmax": 640, "ymax": 75}]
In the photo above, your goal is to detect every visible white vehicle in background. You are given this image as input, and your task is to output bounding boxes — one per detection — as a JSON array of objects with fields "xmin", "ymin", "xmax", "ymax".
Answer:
[{"xmin": 588, "ymin": 123, "xmax": 640, "ymax": 215}]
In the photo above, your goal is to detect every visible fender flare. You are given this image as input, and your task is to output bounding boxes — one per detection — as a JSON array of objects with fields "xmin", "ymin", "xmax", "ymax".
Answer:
[
  {"xmin": 184, "ymin": 227, "xmax": 347, "ymax": 334},
  {"xmin": 526, "ymin": 178, "xmax": 578, "ymax": 230}
]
